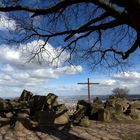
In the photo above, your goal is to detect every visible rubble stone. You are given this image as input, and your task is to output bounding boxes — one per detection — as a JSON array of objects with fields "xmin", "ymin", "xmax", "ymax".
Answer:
[{"xmin": 19, "ymin": 90, "xmax": 33, "ymax": 101}]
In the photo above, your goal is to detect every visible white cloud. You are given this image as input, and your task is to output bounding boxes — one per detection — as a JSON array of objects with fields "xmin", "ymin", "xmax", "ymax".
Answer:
[
  {"xmin": 20, "ymin": 40, "xmax": 69, "ymax": 67},
  {"xmin": 30, "ymin": 66, "xmax": 82, "ymax": 79},
  {"xmin": 101, "ymin": 79, "xmax": 116, "ymax": 86},
  {"xmin": 113, "ymin": 71, "xmax": 140, "ymax": 82},
  {"xmin": 1, "ymin": 64, "xmax": 14, "ymax": 72},
  {"xmin": 0, "ymin": 39, "xmax": 82, "ymax": 97},
  {"xmin": 100, "ymin": 71, "xmax": 140, "ymax": 87},
  {"xmin": 98, "ymin": 71, "xmax": 140, "ymax": 95},
  {"xmin": 0, "ymin": 40, "xmax": 71, "ymax": 69},
  {"xmin": 0, "ymin": 38, "xmax": 139, "ymax": 98},
  {"xmin": 54, "ymin": 65, "xmax": 82, "ymax": 75},
  {"xmin": 0, "ymin": 46, "xmax": 20, "ymax": 65},
  {"xmin": 0, "ymin": 13, "xmax": 16, "ymax": 31}
]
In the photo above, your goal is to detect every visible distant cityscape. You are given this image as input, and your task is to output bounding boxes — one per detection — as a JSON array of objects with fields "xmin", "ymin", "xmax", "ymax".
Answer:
[
  {"xmin": 1, "ymin": 94, "xmax": 140, "ymax": 104},
  {"xmin": 58, "ymin": 94, "xmax": 140, "ymax": 104}
]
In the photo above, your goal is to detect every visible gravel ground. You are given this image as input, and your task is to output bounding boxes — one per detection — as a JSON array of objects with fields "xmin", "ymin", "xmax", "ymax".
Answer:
[{"xmin": 0, "ymin": 120, "xmax": 140, "ymax": 140}]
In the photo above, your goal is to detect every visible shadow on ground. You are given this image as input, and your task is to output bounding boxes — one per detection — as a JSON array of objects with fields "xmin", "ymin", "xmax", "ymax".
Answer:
[
  {"xmin": 0, "ymin": 120, "xmax": 86, "ymax": 140},
  {"xmin": 33, "ymin": 122, "xmax": 86, "ymax": 140}
]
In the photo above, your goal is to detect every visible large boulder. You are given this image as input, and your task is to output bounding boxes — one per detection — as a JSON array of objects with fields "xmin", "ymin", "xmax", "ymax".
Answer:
[
  {"xmin": 78, "ymin": 116, "xmax": 90, "ymax": 127},
  {"xmin": 20, "ymin": 118, "xmax": 38, "ymax": 130},
  {"xmin": 130, "ymin": 101, "xmax": 140, "ymax": 109},
  {"xmin": 17, "ymin": 112, "xmax": 29, "ymax": 119},
  {"xmin": 72, "ymin": 104, "xmax": 87, "ymax": 123},
  {"xmin": 77, "ymin": 100, "xmax": 91, "ymax": 116},
  {"xmin": 115, "ymin": 99, "xmax": 130, "ymax": 114},
  {"xmin": 35, "ymin": 111, "xmax": 55, "ymax": 125},
  {"xmin": 14, "ymin": 121, "xmax": 25, "ymax": 131},
  {"xmin": 34, "ymin": 109, "xmax": 69, "ymax": 129},
  {"xmin": 54, "ymin": 104, "xmax": 69, "ymax": 125},
  {"xmin": 105, "ymin": 97, "xmax": 130, "ymax": 114},
  {"xmin": 31, "ymin": 93, "xmax": 58, "ymax": 114},
  {"xmin": 105, "ymin": 96, "xmax": 117, "ymax": 108},
  {"xmin": 5, "ymin": 112, "xmax": 13, "ymax": 118},
  {"xmin": 54, "ymin": 112, "xmax": 69, "ymax": 125},
  {"xmin": 0, "ymin": 100, "xmax": 8, "ymax": 111},
  {"xmin": 13, "ymin": 119, "xmax": 37, "ymax": 130},
  {"xmin": 32, "ymin": 95, "xmax": 48, "ymax": 111},
  {"xmin": 33, "ymin": 101, "xmax": 69, "ymax": 128},
  {"xmin": 19, "ymin": 108, "xmax": 31, "ymax": 115},
  {"xmin": 19, "ymin": 90, "xmax": 33, "ymax": 101},
  {"xmin": 0, "ymin": 100, "xmax": 29, "ymax": 112},
  {"xmin": 90, "ymin": 101, "xmax": 104, "ymax": 120},
  {"xmin": 0, "ymin": 116, "xmax": 10, "ymax": 126},
  {"xmin": 10, "ymin": 113, "xmax": 37, "ymax": 130},
  {"xmin": 103, "ymin": 97, "xmax": 140, "ymax": 121},
  {"xmin": 55, "ymin": 104, "xmax": 68, "ymax": 114},
  {"xmin": 130, "ymin": 112, "xmax": 140, "ymax": 120},
  {"xmin": 72, "ymin": 99, "xmax": 104, "ymax": 122},
  {"xmin": 93, "ymin": 97, "xmax": 103, "ymax": 104},
  {"xmin": 77, "ymin": 100, "xmax": 91, "ymax": 107},
  {"xmin": 129, "ymin": 101, "xmax": 140, "ymax": 120},
  {"xmin": 46, "ymin": 93, "xmax": 58, "ymax": 106},
  {"xmin": 98, "ymin": 108, "xmax": 111, "ymax": 122}
]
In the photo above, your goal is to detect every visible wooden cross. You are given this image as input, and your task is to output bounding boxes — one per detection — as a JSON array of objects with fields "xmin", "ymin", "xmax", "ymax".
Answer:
[{"xmin": 78, "ymin": 78, "xmax": 99, "ymax": 102}]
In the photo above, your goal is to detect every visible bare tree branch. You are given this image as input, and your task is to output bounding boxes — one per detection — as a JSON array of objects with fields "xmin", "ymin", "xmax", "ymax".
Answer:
[
  {"xmin": 65, "ymin": 18, "xmax": 124, "ymax": 41},
  {"xmin": 0, "ymin": 0, "xmax": 139, "ymax": 70},
  {"xmin": 122, "ymin": 37, "xmax": 140, "ymax": 59}
]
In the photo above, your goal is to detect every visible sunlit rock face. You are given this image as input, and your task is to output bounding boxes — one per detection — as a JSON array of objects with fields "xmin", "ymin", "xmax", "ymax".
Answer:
[{"xmin": 71, "ymin": 96, "xmax": 140, "ymax": 123}]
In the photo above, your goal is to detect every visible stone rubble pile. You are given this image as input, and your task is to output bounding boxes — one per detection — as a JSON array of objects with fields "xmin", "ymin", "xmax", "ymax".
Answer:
[
  {"xmin": 72, "ymin": 96, "xmax": 140, "ymax": 127},
  {"xmin": 0, "ymin": 90, "xmax": 69, "ymax": 131},
  {"xmin": 0, "ymin": 90, "xmax": 140, "ymax": 131}
]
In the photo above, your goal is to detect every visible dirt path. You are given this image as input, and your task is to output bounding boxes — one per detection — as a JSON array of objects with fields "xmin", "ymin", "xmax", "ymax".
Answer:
[{"xmin": 0, "ymin": 121, "xmax": 140, "ymax": 140}]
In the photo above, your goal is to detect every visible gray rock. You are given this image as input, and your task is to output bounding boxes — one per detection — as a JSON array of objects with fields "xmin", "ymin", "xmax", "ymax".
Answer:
[
  {"xmin": 79, "ymin": 116, "xmax": 90, "ymax": 127},
  {"xmin": 14, "ymin": 121, "xmax": 25, "ymax": 131},
  {"xmin": 19, "ymin": 90, "xmax": 33, "ymax": 102},
  {"xmin": 0, "ymin": 100, "xmax": 29, "ymax": 111},
  {"xmin": 93, "ymin": 97, "xmax": 102, "ymax": 104},
  {"xmin": 31, "ymin": 93, "xmax": 59, "ymax": 114},
  {"xmin": 129, "ymin": 101, "xmax": 140, "ymax": 120},
  {"xmin": 46, "ymin": 93, "xmax": 58, "ymax": 106},
  {"xmin": 5, "ymin": 112, "xmax": 13, "ymax": 118},
  {"xmin": 72, "ymin": 104, "xmax": 86, "ymax": 123},
  {"xmin": 98, "ymin": 108, "xmax": 111, "ymax": 122}
]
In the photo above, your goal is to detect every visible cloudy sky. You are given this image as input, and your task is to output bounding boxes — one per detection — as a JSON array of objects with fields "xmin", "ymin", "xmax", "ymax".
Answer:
[{"xmin": 0, "ymin": 12, "xmax": 140, "ymax": 98}]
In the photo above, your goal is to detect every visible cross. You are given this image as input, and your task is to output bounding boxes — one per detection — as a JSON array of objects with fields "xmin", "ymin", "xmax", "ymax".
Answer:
[{"xmin": 78, "ymin": 78, "xmax": 99, "ymax": 102}]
